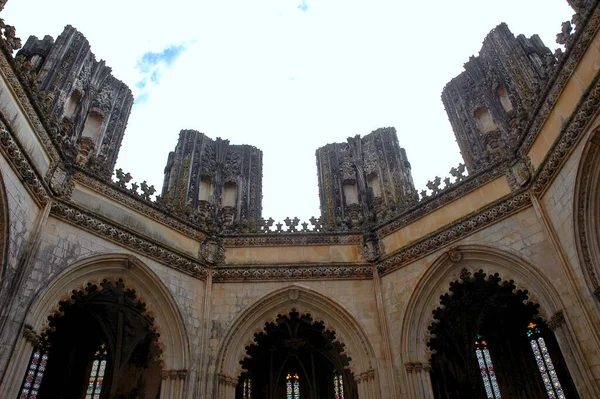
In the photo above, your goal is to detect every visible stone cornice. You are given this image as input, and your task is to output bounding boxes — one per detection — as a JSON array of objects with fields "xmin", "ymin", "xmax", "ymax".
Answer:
[
  {"xmin": 73, "ymin": 170, "xmax": 207, "ymax": 241},
  {"xmin": 222, "ymin": 233, "xmax": 363, "ymax": 247},
  {"xmin": 0, "ymin": 121, "xmax": 50, "ymax": 206},
  {"xmin": 50, "ymin": 200, "xmax": 208, "ymax": 280},
  {"xmin": 212, "ymin": 264, "xmax": 373, "ymax": 282},
  {"xmin": 532, "ymin": 71, "xmax": 600, "ymax": 196},
  {"xmin": 376, "ymin": 162, "xmax": 508, "ymax": 237},
  {"xmin": 520, "ymin": 1, "xmax": 600, "ymax": 154},
  {"xmin": 378, "ymin": 191, "xmax": 532, "ymax": 275}
]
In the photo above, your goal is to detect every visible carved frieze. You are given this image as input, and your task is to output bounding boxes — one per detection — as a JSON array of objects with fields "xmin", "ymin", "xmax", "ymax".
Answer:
[{"xmin": 212, "ymin": 264, "xmax": 373, "ymax": 282}]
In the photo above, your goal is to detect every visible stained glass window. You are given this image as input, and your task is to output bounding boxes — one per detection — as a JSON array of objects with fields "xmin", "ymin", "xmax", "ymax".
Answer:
[
  {"xmin": 475, "ymin": 335, "xmax": 502, "ymax": 399},
  {"xmin": 286, "ymin": 372, "xmax": 300, "ymax": 399},
  {"xmin": 19, "ymin": 335, "xmax": 51, "ymax": 399},
  {"xmin": 527, "ymin": 322, "xmax": 566, "ymax": 399},
  {"xmin": 85, "ymin": 343, "xmax": 108, "ymax": 399},
  {"xmin": 242, "ymin": 377, "xmax": 252, "ymax": 399},
  {"xmin": 333, "ymin": 370, "xmax": 344, "ymax": 399}
]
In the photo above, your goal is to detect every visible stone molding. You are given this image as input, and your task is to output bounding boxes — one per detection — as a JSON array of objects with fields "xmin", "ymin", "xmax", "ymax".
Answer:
[
  {"xmin": 377, "ymin": 163, "xmax": 507, "ymax": 237},
  {"xmin": 217, "ymin": 373, "xmax": 238, "ymax": 387},
  {"xmin": 161, "ymin": 369, "xmax": 188, "ymax": 380},
  {"xmin": 354, "ymin": 368, "xmax": 375, "ymax": 383},
  {"xmin": 0, "ymin": 122, "xmax": 50, "ymax": 205},
  {"xmin": 378, "ymin": 191, "xmax": 532, "ymax": 275},
  {"xmin": 404, "ymin": 362, "xmax": 431, "ymax": 373},
  {"xmin": 212, "ymin": 264, "xmax": 373, "ymax": 282},
  {"xmin": 73, "ymin": 171, "xmax": 207, "ymax": 241},
  {"xmin": 223, "ymin": 233, "xmax": 363, "ymax": 247},
  {"xmin": 50, "ymin": 201, "xmax": 208, "ymax": 279},
  {"xmin": 532, "ymin": 72, "xmax": 600, "ymax": 196}
]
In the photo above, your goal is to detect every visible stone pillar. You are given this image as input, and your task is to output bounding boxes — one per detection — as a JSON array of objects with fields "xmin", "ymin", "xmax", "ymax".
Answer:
[
  {"xmin": 405, "ymin": 362, "xmax": 434, "ymax": 399},
  {"xmin": 0, "ymin": 327, "xmax": 40, "ymax": 398},
  {"xmin": 160, "ymin": 369, "xmax": 187, "ymax": 399},
  {"xmin": 354, "ymin": 368, "xmax": 377, "ymax": 398},
  {"xmin": 216, "ymin": 373, "xmax": 237, "ymax": 399}
]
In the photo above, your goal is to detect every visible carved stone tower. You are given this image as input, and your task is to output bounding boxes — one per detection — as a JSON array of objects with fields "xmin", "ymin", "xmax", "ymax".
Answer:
[
  {"xmin": 442, "ymin": 23, "xmax": 554, "ymax": 173},
  {"xmin": 316, "ymin": 127, "xmax": 418, "ymax": 229},
  {"xmin": 17, "ymin": 25, "xmax": 134, "ymax": 176},
  {"xmin": 161, "ymin": 130, "xmax": 263, "ymax": 228}
]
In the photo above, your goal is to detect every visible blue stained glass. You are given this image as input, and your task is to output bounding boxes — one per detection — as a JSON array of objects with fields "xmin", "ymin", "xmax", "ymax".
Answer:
[{"xmin": 19, "ymin": 336, "xmax": 51, "ymax": 399}]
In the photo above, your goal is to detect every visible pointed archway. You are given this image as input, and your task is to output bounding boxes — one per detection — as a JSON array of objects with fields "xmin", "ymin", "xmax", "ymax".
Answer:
[
  {"xmin": 0, "ymin": 254, "xmax": 190, "ymax": 399},
  {"xmin": 215, "ymin": 285, "xmax": 380, "ymax": 399},
  {"xmin": 428, "ymin": 268, "xmax": 579, "ymax": 399},
  {"xmin": 34, "ymin": 279, "xmax": 162, "ymax": 398},
  {"xmin": 238, "ymin": 309, "xmax": 357, "ymax": 399}
]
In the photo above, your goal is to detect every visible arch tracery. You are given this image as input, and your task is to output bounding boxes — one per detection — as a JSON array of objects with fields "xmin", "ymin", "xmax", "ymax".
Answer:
[
  {"xmin": 215, "ymin": 285, "xmax": 380, "ymax": 398},
  {"xmin": 1, "ymin": 253, "xmax": 190, "ymax": 399},
  {"xmin": 401, "ymin": 244, "xmax": 597, "ymax": 398}
]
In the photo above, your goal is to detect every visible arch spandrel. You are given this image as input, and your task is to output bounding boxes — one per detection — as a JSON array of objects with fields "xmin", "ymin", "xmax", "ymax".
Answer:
[
  {"xmin": 23, "ymin": 253, "xmax": 190, "ymax": 371},
  {"xmin": 401, "ymin": 244, "xmax": 564, "ymax": 363},
  {"xmin": 215, "ymin": 284, "xmax": 378, "ymax": 380}
]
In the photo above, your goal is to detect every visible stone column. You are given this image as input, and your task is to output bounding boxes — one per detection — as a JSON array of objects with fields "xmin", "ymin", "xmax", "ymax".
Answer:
[
  {"xmin": 216, "ymin": 373, "xmax": 237, "ymax": 399},
  {"xmin": 160, "ymin": 369, "xmax": 187, "ymax": 399},
  {"xmin": 354, "ymin": 368, "xmax": 377, "ymax": 398},
  {"xmin": 405, "ymin": 362, "xmax": 434, "ymax": 399}
]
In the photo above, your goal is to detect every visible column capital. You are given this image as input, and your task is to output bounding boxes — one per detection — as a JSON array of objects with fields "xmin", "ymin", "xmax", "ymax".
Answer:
[{"xmin": 548, "ymin": 310, "xmax": 566, "ymax": 331}]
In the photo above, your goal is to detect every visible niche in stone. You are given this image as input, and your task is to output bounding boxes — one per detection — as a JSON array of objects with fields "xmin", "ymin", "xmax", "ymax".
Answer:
[
  {"xmin": 81, "ymin": 111, "xmax": 104, "ymax": 145},
  {"xmin": 428, "ymin": 269, "xmax": 579, "ymax": 399},
  {"xmin": 238, "ymin": 310, "xmax": 357, "ymax": 399},
  {"xmin": 63, "ymin": 89, "xmax": 82, "ymax": 118},
  {"xmin": 222, "ymin": 181, "xmax": 237, "ymax": 208},
  {"xmin": 474, "ymin": 107, "xmax": 498, "ymax": 134},
  {"xmin": 367, "ymin": 173, "xmax": 382, "ymax": 198},
  {"xmin": 18, "ymin": 279, "xmax": 163, "ymax": 399},
  {"xmin": 496, "ymin": 85, "xmax": 513, "ymax": 112},
  {"xmin": 343, "ymin": 180, "xmax": 359, "ymax": 205},
  {"xmin": 199, "ymin": 176, "xmax": 213, "ymax": 202}
]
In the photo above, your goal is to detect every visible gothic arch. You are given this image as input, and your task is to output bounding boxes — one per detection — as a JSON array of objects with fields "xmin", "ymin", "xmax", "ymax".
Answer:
[
  {"xmin": 215, "ymin": 284, "xmax": 380, "ymax": 397},
  {"xmin": 401, "ymin": 244, "xmax": 598, "ymax": 397},
  {"xmin": 574, "ymin": 126, "xmax": 600, "ymax": 302},
  {"xmin": 2, "ymin": 253, "xmax": 190, "ymax": 398},
  {"xmin": 25, "ymin": 253, "xmax": 190, "ymax": 370}
]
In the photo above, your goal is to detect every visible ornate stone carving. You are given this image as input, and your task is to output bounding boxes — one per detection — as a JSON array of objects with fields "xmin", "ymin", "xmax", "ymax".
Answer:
[
  {"xmin": 199, "ymin": 236, "xmax": 225, "ymax": 265},
  {"xmin": 46, "ymin": 163, "xmax": 74, "ymax": 198},
  {"xmin": 288, "ymin": 288, "xmax": 300, "ymax": 301},
  {"xmin": 548, "ymin": 311, "xmax": 566, "ymax": 331},
  {"xmin": 212, "ymin": 264, "xmax": 373, "ymax": 282},
  {"xmin": 446, "ymin": 247, "xmax": 463, "ymax": 263},
  {"xmin": 22, "ymin": 325, "xmax": 40, "ymax": 347},
  {"xmin": 380, "ymin": 191, "xmax": 531, "ymax": 274},
  {"xmin": 0, "ymin": 123, "xmax": 50, "ymax": 205},
  {"xmin": 50, "ymin": 201, "xmax": 209, "ymax": 279}
]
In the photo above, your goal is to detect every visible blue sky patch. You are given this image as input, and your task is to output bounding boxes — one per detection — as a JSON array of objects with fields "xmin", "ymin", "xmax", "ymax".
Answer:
[{"xmin": 298, "ymin": 0, "xmax": 308, "ymax": 12}]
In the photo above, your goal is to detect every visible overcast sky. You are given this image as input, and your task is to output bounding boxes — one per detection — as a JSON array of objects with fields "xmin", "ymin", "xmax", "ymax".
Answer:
[{"xmin": 4, "ymin": 0, "xmax": 573, "ymax": 222}]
